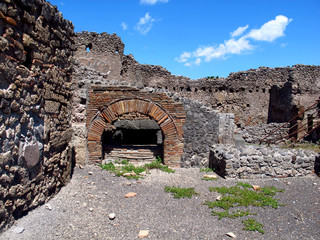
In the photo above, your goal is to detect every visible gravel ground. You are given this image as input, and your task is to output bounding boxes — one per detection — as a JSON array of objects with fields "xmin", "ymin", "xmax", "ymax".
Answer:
[{"xmin": 1, "ymin": 165, "xmax": 320, "ymax": 240}]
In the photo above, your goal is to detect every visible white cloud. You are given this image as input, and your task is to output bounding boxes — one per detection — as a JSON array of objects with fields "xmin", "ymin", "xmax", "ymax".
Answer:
[
  {"xmin": 176, "ymin": 15, "xmax": 292, "ymax": 66},
  {"xmin": 230, "ymin": 25, "xmax": 249, "ymax": 38},
  {"xmin": 194, "ymin": 58, "xmax": 201, "ymax": 66},
  {"xmin": 175, "ymin": 51, "xmax": 191, "ymax": 63},
  {"xmin": 135, "ymin": 12, "xmax": 156, "ymax": 35},
  {"xmin": 121, "ymin": 22, "xmax": 128, "ymax": 31},
  {"xmin": 246, "ymin": 15, "xmax": 292, "ymax": 42},
  {"xmin": 140, "ymin": 0, "xmax": 169, "ymax": 5}
]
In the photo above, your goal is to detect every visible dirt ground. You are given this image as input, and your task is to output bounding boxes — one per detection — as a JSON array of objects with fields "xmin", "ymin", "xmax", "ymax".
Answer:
[{"xmin": 1, "ymin": 165, "xmax": 319, "ymax": 240}]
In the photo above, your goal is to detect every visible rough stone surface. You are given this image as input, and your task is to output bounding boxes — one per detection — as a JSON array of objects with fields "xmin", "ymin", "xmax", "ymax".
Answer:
[
  {"xmin": 74, "ymin": 32, "xmax": 320, "ymax": 141},
  {"xmin": 210, "ymin": 144, "xmax": 318, "ymax": 178},
  {"xmin": 0, "ymin": 0, "xmax": 74, "ymax": 232}
]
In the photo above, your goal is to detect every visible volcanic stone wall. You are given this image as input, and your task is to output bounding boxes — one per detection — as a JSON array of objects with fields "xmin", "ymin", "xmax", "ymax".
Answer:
[
  {"xmin": 0, "ymin": 0, "xmax": 74, "ymax": 231},
  {"xmin": 74, "ymin": 32, "xmax": 320, "ymax": 138},
  {"xmin": 210, "ymin": 144, "xmax": 318, "ymax": 178}
]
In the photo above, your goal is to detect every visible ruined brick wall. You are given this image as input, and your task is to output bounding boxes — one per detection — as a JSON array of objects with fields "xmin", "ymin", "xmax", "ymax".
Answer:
[
  {"xmin": 0, "ymin": 0, "xmax": 74, "ymax": 231},
  {"xmin": 72, "ymin": 62, "xmax": 234, "ymax": 167},
  {"xmin": 86, "ymin": 86, "xmax": 185, "ymax": 167},
  {"xmin": 74, "ymin": 32, "xmax": 320, "ymax": 135}
]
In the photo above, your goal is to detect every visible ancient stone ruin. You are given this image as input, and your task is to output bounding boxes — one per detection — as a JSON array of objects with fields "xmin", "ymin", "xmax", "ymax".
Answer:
[{"xmin": 1, "ymin": 0, "xmax": 320, "ymax": 232}]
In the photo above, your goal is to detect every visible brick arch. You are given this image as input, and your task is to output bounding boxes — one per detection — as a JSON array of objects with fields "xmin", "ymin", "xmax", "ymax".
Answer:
[{"xmin": 87, "ymin": 98, "xmax": 183, "ymax": 166}]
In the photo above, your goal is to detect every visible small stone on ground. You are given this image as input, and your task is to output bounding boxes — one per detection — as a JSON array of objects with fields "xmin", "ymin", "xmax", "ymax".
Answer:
[
  {"xmin": 125, "ymin": 192, "xmax": 137, "ymax": 198},
  {"xmin": 138, "ymin": 230, "xmax": 149, "ymax": 238}
]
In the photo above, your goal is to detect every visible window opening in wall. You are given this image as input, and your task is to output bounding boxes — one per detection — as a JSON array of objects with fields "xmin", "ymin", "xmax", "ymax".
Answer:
[
  {"xmin": 186, "ymin": 86, "xmax": 191, "ymax": 92},
  {"xmin": 201, "ymin": 87, "xmax": 206, "ymax": 91},
  {"xmin": 230, "ymin": 88, "xmax": 234, "ymax": 93},
  {"xmin": 180, "ymin": 86, "xmax": 184, "ymax": 91},
  {"xmin": 262, "ymin": 88, "xmax": 266, "ymax": 93},
  {"xmin": 86, "ymin": 43, "xmax": 93, "ymax": 52},
  {"xmin": 209, "ymin": 88, "xmax": 212, "ymax": 93},
  {"xmin": 173, "ymin": 87, "xmax": 176, "ymax": 91},
  {"xmin": 194, "ymin": 88, "xmax": 198, "ymax": 92},
  {"xmin": 249, "ymin": 90, "xmax": 252, "ymax": 93}
]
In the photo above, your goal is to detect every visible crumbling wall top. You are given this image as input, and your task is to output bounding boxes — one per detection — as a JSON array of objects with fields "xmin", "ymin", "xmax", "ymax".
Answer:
[{"xmin": 75, "ymin": 31, "xmax": 124, "ymax": 55}]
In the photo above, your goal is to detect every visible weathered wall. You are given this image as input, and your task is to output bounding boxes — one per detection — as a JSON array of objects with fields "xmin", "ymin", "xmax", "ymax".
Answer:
[
  {"xmin": 74, "ymin": 32, "xmax": 320, "ymax": 138},
  {"xmin": 0, "ymin": 0, "xmax": 74, "ymax": 232},
  {"xmin": 72, "ymin": 64, "xmax": 234, "ymax": 167},
  {"xmin": 86, "ymin": 86, "xmax": 186, "ymax": 167},
  {"xmin": 210, "ymin": 144, "xmax": 317, "ymax": 178}
]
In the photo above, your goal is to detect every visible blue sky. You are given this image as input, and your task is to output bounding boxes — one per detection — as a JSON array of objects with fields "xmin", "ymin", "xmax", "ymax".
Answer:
[{"xmin": 49, "ymin": 0, "xmax": 320, "ymax": 79}]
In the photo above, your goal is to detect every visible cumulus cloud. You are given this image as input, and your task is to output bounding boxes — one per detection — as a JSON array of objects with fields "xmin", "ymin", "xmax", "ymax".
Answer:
[
  {"xmin": 140, "ymin": 0, "xmax": 169, "ymax": 5},
  {"xmin": 230, "ymin": 25, "xmax": 249, "ymax": 37},
  {"xmin": 176, "ymin": 15, "xmax": 292, "ymax": 66},
  {"xmin": 121, "ymin": 22, "xmax": 128, "ymax": 31},
  {"xmin": 135, "ymin": 12, "xmax": 156, "ymax": 35},
  {"xmin": 246, "ymin": 15, "xmax": 292, "ymax": 42}
]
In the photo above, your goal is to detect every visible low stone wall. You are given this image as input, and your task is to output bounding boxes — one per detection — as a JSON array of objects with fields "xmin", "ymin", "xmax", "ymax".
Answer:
[
  {"xmin": 0, "ymin": 0, "xmax": 74, "ymax": 232},
  {"xmin": 210, "ymin": 144, "xmax": 317, "ymax": 178}
]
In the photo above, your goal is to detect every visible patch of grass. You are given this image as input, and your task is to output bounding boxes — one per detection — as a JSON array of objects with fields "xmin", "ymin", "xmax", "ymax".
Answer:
[
  {"xmin": 144, "ymin": 157, "xmax": 175, "ymax": 173},
  {"xmin": 200, "ymin": 167, "xmax": 214, "ymax": 173},
  {"xmin": 201, "ymin": 177, "xmax": 218, "ymax": 181},
  {"xmin": 281, "ymin": 143, "xmax": 320, "ymax": 153},
  {"xmin": 206, "ymin": 182, "xmax": 284, "ymax": 210},
  {"xmin": 164, "ymin": 186, "xmax": 199, "ymax": 199},
  {"xmin": 204, "ymin": 182, "xmax": 284, "ymax": 234},
  {"xmin": 99, "ymin": 158, "xmax": 174, "ymax": 179},
  {"xmin": 242, "ymin": 218, "xmax": 265, "ymax": 234},
  {"xmin": 212, "ymin": 209, "xmax": 256, "ymax": 220}
]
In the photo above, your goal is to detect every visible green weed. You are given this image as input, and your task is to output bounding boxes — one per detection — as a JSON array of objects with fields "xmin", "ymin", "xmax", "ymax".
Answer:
[
  {"xmin": 204, "ymin": 182, "xmax": 284, "ymax": 234},
  {"xmin": 242, "ymin": 218, "xmax": 265, "ymax": 234},
  {"xmin": 206, "ymin": 182, "xmax": 284, "ymax": 210},
  {"xmin": 201, "ymin": 177, "xmax": 218, "ymax": 181},
  {"xmin": 99, "ymin": 158, "xmax": 174, "ymax": 179},
  {"xmin": 200, "ymin": 167, "xmax": 214, "ymax": 173},
  {"xmin": 164, "ymin": 186, "xmax": 199, "ymax": 199},
  {"xmin": 144, "ymin": 157, "xmax": 175, "ymax": 173},
  {"xmin": 212, "ymin": 209, "xmax": 256, "ymax": 220}
]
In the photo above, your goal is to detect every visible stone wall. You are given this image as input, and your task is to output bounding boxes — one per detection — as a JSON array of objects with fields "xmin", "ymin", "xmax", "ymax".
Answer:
[
  {"xmin": 210, "ymin": 144, "xmax": 317, "ymax": 178},
  {"xmin": 71, "ymin": 63, "xmax": 234, "ymax": 167},
  {"xmin": 74, "ymin": 32, "xmax": 320, "ymax": 142},
  {"xmin": 0, "ymin": 0, "xmax": 74, "ymax": 232}
]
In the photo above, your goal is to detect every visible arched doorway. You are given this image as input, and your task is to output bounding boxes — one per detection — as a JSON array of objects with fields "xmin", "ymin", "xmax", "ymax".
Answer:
[{"xmin": 87, "ymin": 97, "xmax": 185, "ymax": 166}]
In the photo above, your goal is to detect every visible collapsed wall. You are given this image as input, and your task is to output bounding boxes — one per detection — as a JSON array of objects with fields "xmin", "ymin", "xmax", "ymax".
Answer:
[
  {"xmin": 75, "ymin": 32, "xmax": 320, "ymax": 143},
  {"xmin": 71, "ymin": 62, "xmax": 234, "ymax": 167},
  {"xmin": 0, "ymin": 0, "xmax": 74, "ymax": 231}
]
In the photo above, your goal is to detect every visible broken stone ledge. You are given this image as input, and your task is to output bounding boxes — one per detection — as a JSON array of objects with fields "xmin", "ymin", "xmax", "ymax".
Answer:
[{"xmin": 210, "ymin": 144, "xmax": 319, "ymax": 178}]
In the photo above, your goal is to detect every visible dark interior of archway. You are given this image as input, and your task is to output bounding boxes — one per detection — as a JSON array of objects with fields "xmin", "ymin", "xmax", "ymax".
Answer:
[{"xmin": 102, "ymin": 119, "xmax": 164, "ymax": 161}]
